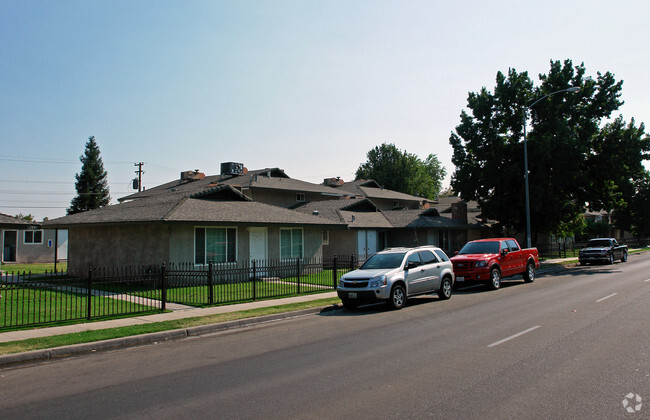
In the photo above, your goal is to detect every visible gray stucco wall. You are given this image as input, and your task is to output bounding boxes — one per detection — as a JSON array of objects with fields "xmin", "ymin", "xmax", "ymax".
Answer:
[
  {"xmin": 68, "ymin": 223, "xmax": 325, "ymax": 271},
  {"xmin": 68, "ymin": 224, "xmax": 171, "ymax": 271}
]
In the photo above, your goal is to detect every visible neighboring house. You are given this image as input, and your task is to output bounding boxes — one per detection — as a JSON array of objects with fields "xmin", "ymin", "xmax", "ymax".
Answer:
[
  {"xmin": 293, "ymin": 198, "xmax": 393, "ymax": 260},
  {"xmin": 44, "ymin": 184, "xmax": 346, "ymax": 272},
  {"xmin": 1, "ymin": 213, "xmax": 67, "ymax": 264},
  {"xmin": 294, "ymin": 196, "xmax": 486, "ymax": 259},
  {"xmin": 324, "ymin": 178, "xmax": 431, "ymax": 211}
]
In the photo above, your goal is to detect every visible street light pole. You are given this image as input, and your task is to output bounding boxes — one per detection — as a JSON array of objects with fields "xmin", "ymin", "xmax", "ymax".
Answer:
[{"xmin": 522, "ymin": 86, "xmax": 579, "ymax": 249}]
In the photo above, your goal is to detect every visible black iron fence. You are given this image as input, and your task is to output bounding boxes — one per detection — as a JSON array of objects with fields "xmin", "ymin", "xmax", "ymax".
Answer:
[{"xmin": 0, "ymin": 255, "xmax": 356, "ymax": 330}]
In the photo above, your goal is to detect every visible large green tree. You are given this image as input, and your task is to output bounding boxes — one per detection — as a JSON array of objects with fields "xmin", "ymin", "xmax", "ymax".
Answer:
[
  {"xmin": 449, "ymin": 59, "xmax": 648, "ymax": 242},
  {"xmin": 356, "ymin": 143, "xmax": 446, "ymax": 199},
  {"xmin": 68, "ymin": 136, "xmax": 111, "ymax": 215}
]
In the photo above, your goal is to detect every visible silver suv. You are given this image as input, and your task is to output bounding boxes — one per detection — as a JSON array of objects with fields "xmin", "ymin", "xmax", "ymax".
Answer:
[{"xmin": 337, "ymin": 246, "xmax": 455, "ymax": 310}]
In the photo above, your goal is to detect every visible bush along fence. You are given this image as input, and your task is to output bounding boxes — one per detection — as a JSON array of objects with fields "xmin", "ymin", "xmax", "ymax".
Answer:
[{"xmin": 0, "ymin": 255, "xmax": 357, "ymax": 330}]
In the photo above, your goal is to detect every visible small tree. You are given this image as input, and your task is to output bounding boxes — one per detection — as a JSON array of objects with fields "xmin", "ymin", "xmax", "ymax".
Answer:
[
  {"xmin": 355, "ymin": 143, "xmax": 447, "ymax": 199},
  {"xmin": 68, "ymin": 136, "xmax": 111, "ymax": 215}
]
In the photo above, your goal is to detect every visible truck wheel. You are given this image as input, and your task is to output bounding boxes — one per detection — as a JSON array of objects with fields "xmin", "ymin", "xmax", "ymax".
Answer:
[
  {"xmin": 437, "ymin": 276, "xmax": 453, "ymax": 300},
  {"xmin": 608, "ymin": 254, "xmax": 614, "ymax": 265},
  {"xmin": 523, "ymin": 262, "xmax": 535, "ymax": 283},
  {"xmin": 621, "ymin": 251, "xmax": 628, "ymax": 262},
  {"xmin": 488, "ymin": 268, "xmax": 501, "ymax": 290},
  {"xmin": 388, "ymin": 284, "xmax": 406, "ymax": 309}
]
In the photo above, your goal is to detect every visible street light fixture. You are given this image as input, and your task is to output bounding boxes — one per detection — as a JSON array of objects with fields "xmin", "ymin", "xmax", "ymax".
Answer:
[{"xmin": 522, "ymin": 86, "xmax": 580, "ymax": 248}]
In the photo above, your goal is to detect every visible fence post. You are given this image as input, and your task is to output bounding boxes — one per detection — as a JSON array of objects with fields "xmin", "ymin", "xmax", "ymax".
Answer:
[
  {"xmin": 161, "ymin": 263, "xmax": 166, "ymax": 312},
  {"xmin": 332, "ymin": 255, "xmax": 338, "ymax": 289},
  {"xmin": 208, "ymin": 261, "xmax": 214, "ymax": 305},
  {"xmin": 87, "ymin": 267, "xmax": 92, "ymax": 320},
  {"xmin": 252, "ymin": 260, "xmax": 256, "ymax": 301},
  {"xmin": 351, "ymin": 253, "xmax": 355, "ymax": 270},
  {"xmin": 296, "ymin": 258, "xmax": 301, "ymax": 294}
]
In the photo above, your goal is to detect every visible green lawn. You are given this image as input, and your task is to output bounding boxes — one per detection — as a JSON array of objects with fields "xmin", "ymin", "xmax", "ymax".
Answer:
[
  {"xmin": 1, "ymin": 262, "xmax": 67, "ymax": 275},
  {"xmin": 0, "ymin": 285, "xmax": 158, "ymax": 329}
]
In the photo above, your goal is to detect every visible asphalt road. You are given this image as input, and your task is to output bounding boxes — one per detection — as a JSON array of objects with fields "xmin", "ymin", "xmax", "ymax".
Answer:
[{"xmin": 1, "ymin": 255, "xmax": 648, "ymax": 419}]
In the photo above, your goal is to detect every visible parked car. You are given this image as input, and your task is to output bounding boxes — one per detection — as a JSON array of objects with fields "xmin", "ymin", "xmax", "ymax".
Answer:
[
  {"xmin": 578, "ymin": 238, "xmax": 628, "ymax": 265},
  {"xmin": 336, "ymin": 246, "xmax": 455, "ymax": 310},
  {"xmin": 450, "ymin": 238, "xmax": 539, "ymax": 290}
]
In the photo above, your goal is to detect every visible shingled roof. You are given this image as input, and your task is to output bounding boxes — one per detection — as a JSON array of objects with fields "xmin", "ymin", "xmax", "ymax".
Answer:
[
  {"xmin": 119, "ymin": 167, "xmax": 345, "ymax": 203},
  {"xmin": 292, "ymin": 198, "xmax": 393, "ymax": 229},
  {"xmin": 383, "ymin": 208, "xmax": 478, "ymax": 229},
  {"xmin": 0, "ymin": 212, "xmax": 38, "ymax": 228},
  {"xmin": 44, "ymin": 186, "xmax": 345, "ymax": 229}
]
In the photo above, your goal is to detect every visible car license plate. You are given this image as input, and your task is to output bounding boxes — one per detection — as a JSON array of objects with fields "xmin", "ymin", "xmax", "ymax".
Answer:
[
  {"xmin": 348, "ymin": 292, "xmax": 357, "ymax": 299},
  {"xmin": 456, "ymin": 277, "xmax": 464, "ymax": 282}
]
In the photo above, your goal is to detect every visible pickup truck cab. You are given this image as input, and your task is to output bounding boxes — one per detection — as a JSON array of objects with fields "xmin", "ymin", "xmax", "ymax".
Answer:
[
  {"xmin": 450, "ymin": 238, "xmax": 539, "ymax": 290},
  {"xmin": 578, "ymin": 238, "xmax": 628, "ymax": 265}
]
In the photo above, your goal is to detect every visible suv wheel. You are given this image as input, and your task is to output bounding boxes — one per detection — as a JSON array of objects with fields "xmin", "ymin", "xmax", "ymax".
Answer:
[
  {"xmin": 388, "ymin": 284, "xmax": 406, "ymax": 309},
  {"xmin": 621, "ymin": 251, "xmax": 628, "ymax": 262},
  {"xmin": 438, "ymin": 276, "xmax": 453, "ymax": 300},
  {"xmin": 488, "ymin": 268, "xmax": 501, "ymax": 290},
  {"xmin": 608, "ymin": 254, "xmax": 614, "ymax": 265}
]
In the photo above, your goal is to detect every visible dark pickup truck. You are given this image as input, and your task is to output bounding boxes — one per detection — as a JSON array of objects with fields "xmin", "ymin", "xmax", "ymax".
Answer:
[{"xmin": 578, "ymin": 238, "xmax": 628, "ymax": 265}]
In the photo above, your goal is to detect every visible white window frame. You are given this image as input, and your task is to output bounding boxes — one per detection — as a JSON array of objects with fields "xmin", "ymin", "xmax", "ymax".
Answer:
[
  {"xmin": 280, "ymin": 228, "xmax": 304, "ymax": 259},
  {"xmin": 194, "ymin": 226, "xmax": 238, "ymax": 265},
  {"xmin": 296, "ymin": 193, "xmax": 306, "ymax": 202},
  {"xmin": 24, "ymin": 229, "xmax": 43, "ymax": 245},
  {"xmin": 322, "ymin": 230, "xmax": 329, "ymax": 246}
]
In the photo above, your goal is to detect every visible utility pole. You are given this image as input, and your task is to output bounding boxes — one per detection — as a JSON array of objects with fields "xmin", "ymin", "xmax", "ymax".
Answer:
[{"xmin": 134, "ymin": 162, "xmax": 144, "ymax": 192}]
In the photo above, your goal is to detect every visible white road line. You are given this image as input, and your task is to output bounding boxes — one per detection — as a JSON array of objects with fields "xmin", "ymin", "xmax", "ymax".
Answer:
[
  {"xmin": 488, "ymin": 326, "xmax": 541, "ymax": 348},
  {"xmin": 596, "ymin": 293, "xmax": 618, "ymax": 303}
]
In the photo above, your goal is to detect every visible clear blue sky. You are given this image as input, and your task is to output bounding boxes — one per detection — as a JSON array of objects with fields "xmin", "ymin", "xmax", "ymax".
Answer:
[{"xmin": 1, "ymin": 0, "xmax": 648, "ymax": 221}]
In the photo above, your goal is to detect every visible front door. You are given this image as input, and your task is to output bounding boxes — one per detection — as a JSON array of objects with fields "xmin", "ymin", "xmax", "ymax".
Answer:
[
  {"xmin": 357, "ymin": 230, "xmax": 378, "ymax": 260},
  {"xmin": 3, "ymin": 230, "xmax": 17, "ymax": 262},
  {"xmin": 249, "ymin": 227, "xmax": 268, "ymax": 262}
]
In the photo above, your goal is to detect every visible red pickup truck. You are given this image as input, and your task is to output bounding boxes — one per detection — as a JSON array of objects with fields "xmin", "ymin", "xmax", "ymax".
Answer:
[{"xmin": 450, "ymin": 238, "xmax": 539, "ymax": 290}]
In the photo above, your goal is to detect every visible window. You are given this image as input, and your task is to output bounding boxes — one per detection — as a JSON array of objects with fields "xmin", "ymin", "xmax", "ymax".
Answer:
[
  {"xmin": 406, "ymin": 252, "xmax": 422, "ymax": 267},
  {"xmin": 393, "ymin": 200, "xmax": 400, "ymax": 208},
  {"xmin": 24, "ymin": 230, "xmax": 43, "ymax": 244},
  {"xmin": 195, "ymin": 227, "xmax": 237, "ymax": 264},
  {"xmin": 280, "ymin": 228, "xmax": 303, "ymax": 259},
  {"xmin": 418, "ymin": 250, "xmax": 438, "ymax": 264},
  {"xmin": 322, "ymin": 230, "xmax": 329, "ymax": 245},
  {"xmin": 296, "ymin": 193, "xmax": 305, "ymax": 202},
  {"xmin": 434, "ymin": 250, "xmax": 450, "ymax": 262},
  {"xmin": 506, "ymin": 240, "xmax": 520, "ymax": 252}
]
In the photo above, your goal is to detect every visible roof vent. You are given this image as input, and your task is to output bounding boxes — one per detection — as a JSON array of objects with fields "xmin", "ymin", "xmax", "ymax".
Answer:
[
  {"xmin": 324, "ymin": 177, "xmax": 344, "ymax": 187},
  {"xmin": 313, "ymin": 210, "xmax": 320, "ymax": 216},
  {"xmin": 180, "ymin": 170, "xmax": 206, "ymax": 181},
  {"xmin": 221, "ymin": 162, "xmax": 245, "ymax": 176}
]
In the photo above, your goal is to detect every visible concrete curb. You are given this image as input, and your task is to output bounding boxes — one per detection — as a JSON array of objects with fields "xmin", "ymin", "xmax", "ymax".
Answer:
[{"xmin": 0, "ymin": 305, "xmax": 340, "ymax": 369}]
